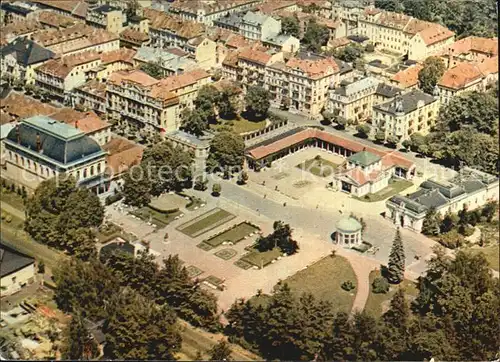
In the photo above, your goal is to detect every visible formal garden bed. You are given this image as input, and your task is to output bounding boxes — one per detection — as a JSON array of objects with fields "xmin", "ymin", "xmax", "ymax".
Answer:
[
  {"xmin": 201, "ymin": 222, "xmax": 260, "ymax": 249},
  {"xmin": 149, "ymin": 193, "xmax": 189, "ymax": 213},
  {"xmin": 131, "ymin": 206, "xmax": 182, "ymax": 228},
  {"xmin": 296, "ymin": 155, "xmax": 340, "ymax": 177},
  {"xmin": 176, "ymin": 208, "xmax": 235, "ymax": 238},
  {"xmin": 186, "ymin": 265, "xmax": 204, "ymax": 279},
  {"xmin": 234, "ymin": 259, "xmax": 253, "ymax": 270},
  {"xmin": 352, "ymin": 241, "xmax": 373, "ymax": 253},
  {"xmin": 215, "ymin": 248, "xmax": 238, "ymax": 260},
  {"xmin": 239, "ymin": 247, "xmax": 283, "ymax": 269},
  {"xmin": 203, "ymin": 275, "xmax": 225, "ymax": 291},
  {"xmin": 363, "ymin": 270, "xmax": 418, "ymax": 317},
  {"xmin": 277, "ymin": 255, "xmax": 357, "ymax": 314}
]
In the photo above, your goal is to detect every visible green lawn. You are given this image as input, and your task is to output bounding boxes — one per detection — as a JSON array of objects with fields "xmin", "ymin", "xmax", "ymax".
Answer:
[
  {"xmin": 471, "ymin": 244, "xmax": 499, "ymax": 271},
  {"xmin": 354, "ymin": 179, "xmax": 413, "ymax": 202},
  {"xmin": 177, "ymin": 208, "xmax": 235, "ymax": 238},
  {"xmin": 279, "ymin": 255, "xmax": 357, "ymax": 314},
  {"xmin": 240, "ymin": 247, "xmax": 282, "ymax": 268},
  {"xmin": 363, "ymin": 270, "xmax": 418, "ymax": 317},
  {"xmin": 131, "ymin": 206, "xmax": 181, "ymax": 228},
  {"xmin": 1, "ymin": 188, "xmax": 26, "ymax": 211},
  {"xmin": 204, "ymin": 222, "xmax": 259, "ymax": 247},
  {"xmin": 296, "ymin": 156, "xmax": 339, "ymax": 177},
  {"xmin": 1, "ymin": 214, "xmax": 67, "ymax": 271},
  {"xmin": 210, "ymin": 116, "xmax": 267, "ymax": 135}
]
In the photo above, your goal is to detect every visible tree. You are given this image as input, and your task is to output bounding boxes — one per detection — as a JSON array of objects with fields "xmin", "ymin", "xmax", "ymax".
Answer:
[
  {"xmin": 418, "ymin": 56, "xmax": 446, "ymax": 94},
  {"xmin": 335, "ymin": 116, "xmax": 348, "ymax": 130},
  {"xmin": 208, "ymin": 340, "xmax": 232, "ymax": 361},
  {"xmin": 237, "ymin": 170, "xmax": 249, "ymax": 185},
  {"xmin": 217, "ymin": 87, "xmax": 238, "ymax": 119},
  {"xmin": 385, "ymin": 135, "xmax": 399, "ymax": 148},
  {"xmin": 302, "ymin": 19, "xmax": 329, "ymax": 52},
  {"xmin": 194, "ymin": 175, "xmax": 208, "ymax": 191},
  {"xmin": 402, "ymin": 139, "xmax": 412, "ymax": 151},
  {"xmin": 61, "ymin": 314, "xmax": 99, "ymax": 360},
  {"xmin": 244, "ymin": 86, "xmax": 270, "ymax": 120},
  {"xmin": 421, "ymin": 206, "xmax": 441, "ymax": 236},
  {"xmin": 139, "ymin": 62, "xmax": 163, "ymax": 79},
  {"xmin": 409, "ymin": 133, "xmax": 426, "ymax": 152},
  {"xmin": 379, "ymin": 289, "xmax": 411, "ymax": 360},
  {"xmin": 481, "ymin": 201, "xmax": 498, "ymax": 222},
  {"xmin": 356, "ymin": 123, "xmax": 371, "ymax": 138},
  {"xmin": 437, "ymin": 91, "xmax": 498, "ymax": 136},
  {"xmin": 195, "ymin": 85, "xmax": 220, "ymax": 122},
  {"xmin": 122, "ymin": 165, "xmax": 152, "ymax": 207},
  {"xmin": 212, "ymin": 183, "xmax": 221, "ymax": 196},
  {"xmin": 374, "ymin": 130, "xmax": 386, "ymax": 143},
  {"xmin": 387, "ymin": 228, "xmax": 405, "ymax": 284},
  {"xmin": 257, "ymin": 221, "xmax": 299, "ymax": 255},
  {"xmin": 104, "ymin": 288, "xmax": 181, "ymax": 360},
  {"xmin": 142, "ymin": 141, "xmax": 193, "ymax": 195},
  {"xmin": 207, "ymin": 131, "xmax": 245, "ymax": 171},
  {"xmin": 24, "ymin": 175, "xmax": 104, "ymax": 256},
  {"xmin": 440, "ymin": 211, "xmax": 459, "ymax": 233},
  {"xmin": 181, "ymin": 108, "xmax": 208, "ymax": 136},
  {"xmin": 155, "ymin": 255, "xmax": 220, "ymax": 331},
  {"xmin": 281, "ymin": 16, "xmax": 300, "ymax": 37},
  {"xmin": 335, "ymin": 43, "xmax": 365, "ymax": 63},
  {"xmin": 54, "ymin": 258, "xmax": 119, "ymax": 320},
  {"xmin": 321, "ymin": 110, "xmax": 336, "ymax": 124}
]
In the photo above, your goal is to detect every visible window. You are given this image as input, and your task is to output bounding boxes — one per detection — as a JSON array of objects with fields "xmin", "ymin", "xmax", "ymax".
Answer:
[
  {"xmin": 83, "ymin": 168, "xmax": 88, "ymax": 178},
  {"xmin": 90, "ymin": 165, "xmax": 94, "ymax": 176},
  {"xmin": 21, "ymin": 157, "xmax": 25, "ymax": 166},
  {"xmin": 9, "ymin": 151, "xmax": 12, "ymax": 160}
]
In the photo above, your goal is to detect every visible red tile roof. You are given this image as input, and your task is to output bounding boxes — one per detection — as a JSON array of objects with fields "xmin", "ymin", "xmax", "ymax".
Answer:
[
  {"xmin": 391, "ymin": 64, "xmax": 423, "ymax": 88},
  {"xmin": 100, "ymin": 48, "xmax": 136, "ymax": 65},
  {"xmin": 285, "ymin": 56, "xmax": 339, "ymax": 79},
  {"xmin": 247, "ymin": 128, "xmax": 414, "ymax": 170},
  {"xmin": 108, "ymin": 69, "xmax": 159, "ymax": 87},
  {"xmin": 159, "ymin": 68, "xmax": 211, "ymax": 91},
  {"xmin": 342, "ymin": 168, "xmax": 382, "ymax": 186},
  {"xmin": 102, "ymin": 137, "xmax": 144, "ymax": 177},
  {"xmin": 438, "ymin": 62, "xmax": 483, "ymax": 90},
  {"xmin": 238, "ymin": 47, "xmax": 272, "ymax": 65},
  {"xmin": 448, "ymin": 36, "xmax": 498, "ymax": 56}
]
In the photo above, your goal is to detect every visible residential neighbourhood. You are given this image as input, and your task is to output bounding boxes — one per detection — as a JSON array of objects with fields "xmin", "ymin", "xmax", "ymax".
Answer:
[{"xmin": 0, "ymin": 0, "xmax": 498, "ymax": 361}]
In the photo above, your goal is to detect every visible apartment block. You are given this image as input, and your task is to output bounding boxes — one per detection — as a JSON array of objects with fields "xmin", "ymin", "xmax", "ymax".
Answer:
[
  {"xmin": 185, "ymin": 36, "xmax": 218, "ymax": 69},
  {"xmin": 71, "ymin": 79, "xmax": 107, "ymax": 115},
  {"xmin": 31, "ymin": 23, "xmax": 120, "ymax": 57},
  {"xmin": 373, "ymin": 89, "xmax": 439, "ymax": 142},
  {"xmin": 35, "ymin": 51, "xmax": 102, "ymax": 103},
  {"xmin": 0, "ymin": 37, "xmax": 54, "ymax": 85},
  {"xmin": 437, "ymin": 58, "xmax": 499, "ymax": 105},
  {"xmin": 168, "ymin": 0, "xmax": 261, "ymax": 26},
  {"xmin": 134, "ymin": 46, "xmax": 198, "ymax": 76},
  {"xmin": 240, "ymin": 11, "xmax": 281, "ymax": 41},
  {"xmin": 328, "ymin": 77, "xmax": 378, "ymax": 123},
  {"xmin": 86, "ymin": 4, "xmax": 125, "ymax": 34},
  {"xmin": 357, "ymin": 9, "xmax": 455, "ymax": 61},
  {"xmin": 107, "ymin": 70, "xmax": 180, "ymax": 133},
  {"xmin": 143, "ymin": 8, "xmax": 206, "ymax": 50}
]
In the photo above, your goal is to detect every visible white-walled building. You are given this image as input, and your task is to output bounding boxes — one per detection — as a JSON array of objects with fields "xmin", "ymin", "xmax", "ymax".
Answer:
[{"xmin": 0, "ymin": 243, "xmax": 35, "ymax": 297}]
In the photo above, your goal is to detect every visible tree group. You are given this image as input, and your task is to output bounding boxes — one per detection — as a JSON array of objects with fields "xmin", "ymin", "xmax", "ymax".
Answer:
[
  {"xmin": 418, "ymin": 56, "xmax": 445, "ymax": 94},
  {"xmin": 226, "ymin": 248, "xmax": 499, "ymax": 360},
  {"xmin": 256, "ymin": 221, "xmax": 299, "ymax": 255},
  {"xmin": 25, "ymin": 176, "xmax": 104, "ymax": 259}
]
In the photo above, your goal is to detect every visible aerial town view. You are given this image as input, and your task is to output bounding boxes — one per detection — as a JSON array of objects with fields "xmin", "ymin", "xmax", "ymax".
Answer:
[{"xmin": 0, "ymin": 0, "xmax": 498, "ymax": 360}]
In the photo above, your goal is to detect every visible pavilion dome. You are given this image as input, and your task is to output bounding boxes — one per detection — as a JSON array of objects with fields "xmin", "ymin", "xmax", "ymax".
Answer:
[{"xmin": 336, "ymin": 217, "xmax": 362, "ymax": 233}]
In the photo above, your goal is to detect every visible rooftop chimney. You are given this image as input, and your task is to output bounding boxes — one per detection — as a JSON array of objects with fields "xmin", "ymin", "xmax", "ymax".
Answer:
[
  {"xmin": 15, "ymin": 124, "xmax": 20, "ymax": 144},
  {"xmin": 36, "ymin": 132, "xmax": 41, "ymax": 152}
]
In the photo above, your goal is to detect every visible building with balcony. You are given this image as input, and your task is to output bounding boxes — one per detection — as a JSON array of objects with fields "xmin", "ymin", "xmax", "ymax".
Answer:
[
  {"xmin": 35, "ymin": 51, "xmax": 102, "ymax": 103},
  {"xmin": 107, "ymin": 69, "xmax": 180, "ymax": 134},
  {"xmin": 437, "ymin": 59, "xmax": 499, "ymax": 105},
  {"xmin": 168, "ymin": 0, "xmax": 261, "ymax": 26},
  {"xmin": 239, "ymin": 11, "xmax": 281, "ymax": 41},
  {"xmin": 143, "ymin": 8, "xmax": 206, "ymax": 50},
  {"xmin": 165, "ymin": 130, "xmax": 214, "ymax": 173},
  {"xmin": 357, "ymin": 9, "xmax": 455, "ymax": 61},
  {"xmin": 31, "ymin": 23, "xmax": 120, "ymax": 57},
  {"xmin": 373, "ymin": 89, "xmax": 439, "ymax": 142},
  {"xmin": 86, "ymin": 4, "xmax": 125, "ymax": 34},
  {"xmin": 3, "ymin": 115, "xmax": 107, "ymax": 191},
  {"xmin": 70, "ymin": 79, "xmax": 107, "ymax": 115},
  {"xmin": 386, "ymin": 168, "xmax": 499, "ymax": 233},
  {"xmin": 0, "ymin": 37, "xmax": 54, "ymax": 85}
]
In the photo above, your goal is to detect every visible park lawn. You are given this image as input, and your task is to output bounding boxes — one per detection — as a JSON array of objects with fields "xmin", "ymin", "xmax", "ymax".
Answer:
[
  {"xmin": 204, "ymin": 222, "xmax": 259, "ymax": 247},
  {"xmin": 354, "ymin": 179, "xmax": 413, "ymax": 202},
  {"xmin": 280, "ymin": 255, "xmax": 356, "ymax": 314},
  {"xmin": 240, "ymin": 247, "xmax": 282, "ymax": 268},
  {"xmin": 1, "ymin": 188, "xmax": 26, "ymax": 211},
  {"xmin": 211, "ymin": 116, "xmax": 267, "ymax": 135},
  {"xmin": 178, "ymin": 208, "xmax": 235, "ymax": 238},
  {"xmin": 471, "ymin": 244, "xmax": 499, "ymax": 271},
  {"xmin": 363, "ymin": 270, "xmax": 418, "ymax": 317},
  {"xmin": 297, "ymin": 157, "xmax": 339, "ymax": 177},
  {"xmin": 1, "ymin": 214, "xmax": 67, "ymax": 271},
  {"xmin": 131, "ymin": 206, "xmax": 181, "ymax": 228}
]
